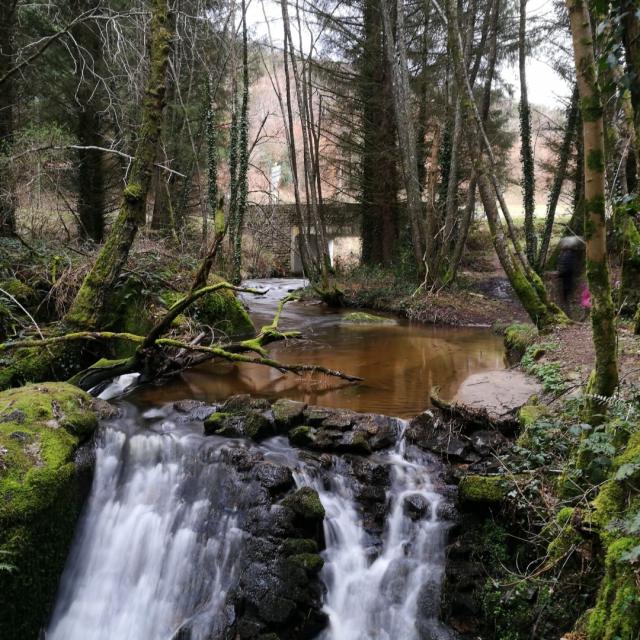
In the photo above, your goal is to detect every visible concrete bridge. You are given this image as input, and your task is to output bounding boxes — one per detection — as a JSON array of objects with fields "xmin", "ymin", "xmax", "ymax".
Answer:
[{"xmin": 244, "ymin": 203, "xmax": 362, "ymax": 274}]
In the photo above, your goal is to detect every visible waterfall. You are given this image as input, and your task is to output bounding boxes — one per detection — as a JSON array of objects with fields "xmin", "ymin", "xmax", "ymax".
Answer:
[
  {"xmin": 47, "ymin": 406, "xmax": 244, "ymax": 640},
  {"xmin": 49, "ymin": 402, "xmax": 454, "ymax": 640},
  {"xmin": 296, "ymin": 425, "xmax": 455, "ymax": 640}
]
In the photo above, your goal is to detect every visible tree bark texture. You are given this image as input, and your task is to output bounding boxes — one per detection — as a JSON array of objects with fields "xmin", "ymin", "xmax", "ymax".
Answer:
[
  {"xmin": 66, "ymin": 0, "xmax": 174, "ymax": 329},
  {"xmin": 566, "ymin": 0, "xmax": 618, "ymax": 398}
]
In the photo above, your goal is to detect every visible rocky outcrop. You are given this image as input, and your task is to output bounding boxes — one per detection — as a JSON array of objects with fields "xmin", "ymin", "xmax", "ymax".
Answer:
[
  {"xmin": 0, "ymin": 382, "xmax": 100, "ymax": 640},
  {"xmin": 218, "ymin": 448, "xmax": 327, "ymax": 639},
  {"xmin": 203, "ymin": 395, "xmax": 398, "ymax": 455}
]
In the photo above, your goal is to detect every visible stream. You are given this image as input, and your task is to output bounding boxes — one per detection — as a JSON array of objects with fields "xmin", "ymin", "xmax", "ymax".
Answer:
[{"xmin": 46, "ymin": 279, "xmax": 506, "ymax": 640}]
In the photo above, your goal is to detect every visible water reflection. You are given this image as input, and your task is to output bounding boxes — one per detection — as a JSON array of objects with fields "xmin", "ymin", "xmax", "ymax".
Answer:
[{"xmin": 133, "ymin": 279, "xmax": 506, "ymax": 417}]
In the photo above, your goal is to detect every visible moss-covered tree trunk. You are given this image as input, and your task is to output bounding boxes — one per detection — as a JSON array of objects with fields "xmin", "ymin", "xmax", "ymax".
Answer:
[
  {"xmin": 518, "ymin": 0, "xmax": 537, "ymax": 265},
  {"xmin": 231, "ymin": 0, "xmax": 249, "ymax": 286},
  {"xmin": 566, "ymin": 0, "xmax": 618, "ymax": 399},
  {"xmin": 65, "ymin": 0, "xmax": 174, "ymax": 330},
  {"xmin": 620, "ymin": 0, "xmax": 640, "ymax": 183},
  {"xmin": 446, "ymin": 0, "xmax": 566, "ymax": 330}
]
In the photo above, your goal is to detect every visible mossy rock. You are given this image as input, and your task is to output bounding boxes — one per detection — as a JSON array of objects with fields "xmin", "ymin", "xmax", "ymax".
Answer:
[
  {"xmin": 586, "ymin": 430, "xmax": 640, "ymax": 639},
  {"xmin": 458, "ymin": 474, "xmax": 511, "ymax": 503},
  {"xmin": 542, "ymin": 508, "xmax": 582, "ymax": 563},
  {"xmin": 192, "ymin": 274, "xmax": 254, "ymax": 337},
  {"xmin": 587, "ymin": 537, "xmax": 640, "ymax": 640},
  {"xmin": 282, "ymin": 487, "xmax": 325, "ymax": 521},
  {"xmin": 0, "ymin": 382, "xmax": 98, "ymax": 640},
  {"xmin": 203, "ymin": 412, "xmax": 242, "ymax": 437},
  {"xmin": 204, "ymin": 409, "xmax": 274, "ymax": 441},
  {"xmin": 341, "ymin": 311, "xmax": 395, "ymax": 324},
  {"xmin": 0, "ymin": 278, "xmax": 36, "ymax": 305},
  {"xmin": 281, "ymin": 538, "xmax": 319, "ymax": 556},
  {"xmin": 504, "ymin": 322, "xmax": 538, "ymax": 360},
  {"xmin": 288, "ymin": 552, "xmax": 324, "ymax": 574},
  {"xmin": 518, "ymin": 404, "xmax": 550, "ymax": 428},
  {"xmin": 244, "ymin": 411, "xmax": 275, "ymax": 440},
  {"xmin": 288, "ymin": 425, "xmax": 316, "ymax": 447},
  {"xmin": 272, "ymin": 399, "xmax": 306, "ymax": 429},
  {"xmin": 220, "ymin": 394, "xmax": 270, "ymax": 414}
]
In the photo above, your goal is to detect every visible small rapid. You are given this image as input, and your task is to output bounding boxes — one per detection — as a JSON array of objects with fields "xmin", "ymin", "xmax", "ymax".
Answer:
[{"xmin": 296, "ymin": 423, "xmax": 455, "ymax": 640}]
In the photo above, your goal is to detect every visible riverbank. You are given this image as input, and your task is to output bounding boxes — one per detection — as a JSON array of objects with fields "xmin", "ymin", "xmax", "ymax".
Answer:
[
  {"xmin": 439, "ymin": 321, "xmax": 640, "ymax": 640},
  {"xmin": 312, "ymin": 263, "xmax": 529, "ymax": 327}
]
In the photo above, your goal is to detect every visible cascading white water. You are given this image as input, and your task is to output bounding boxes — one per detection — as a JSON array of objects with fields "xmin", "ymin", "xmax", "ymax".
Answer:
[
  {"xmin": 47, "ymin": 405, "xmax": 244, "ymax": 640},
  {"xmin": 49, "ymin": 380, "xmax": 455, "ymax": 640},
  {"xmin": 296, "ymin": 424, "xmax": 455, "ymax": 640}
]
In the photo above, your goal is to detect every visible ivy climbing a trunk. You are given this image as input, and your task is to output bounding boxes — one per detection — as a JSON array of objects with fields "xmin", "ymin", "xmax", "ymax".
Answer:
[
  {"xmin": 230, "ymin": 0, "xmax": 250, "ymax": 286},
  {"xmin": 518, "ymin": 0, "xmax": 537, "ymax": 265}
]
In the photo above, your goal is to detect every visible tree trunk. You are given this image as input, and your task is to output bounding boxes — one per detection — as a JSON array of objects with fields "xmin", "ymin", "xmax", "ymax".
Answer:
[
  {"xmin": 0, "ymin": 1, "xmax": 17, "ymax": 237},
  {"xmin": 65, "ymin": 0, "xmax": 174, "ymax": 330},
  {"xmin": 231, "ymin": 0, "xmax": 250, "ymax": 285},
  {"xmin": 621, "ymin": 0, "xmax": 640, "ymax": 184},
  {"xmin": 380, "ymin": 0, "xmax": 426, "ymax": 273},
  {"xmin": 446, "ymin": 0, "xmax": 566, "ymax": 329},
  {"xmin": 72, "ymin": 0, "xmax": 106, "ymax": 243},
  {"xmin": 566, "ymin": 0, "xmax": 618, "ymax": 399},
  {"xmin": 519, "ymin": 0, "xmax": 537, "ymax": 265},
  {"xmin": 537, "ymin": 85, "xmax": 579, "ymax": 270},
  {"xmin": 281, "ymin": 0, "xmax": 331, "ymax": 287},
  {"xmin": 360, "ymin": 0, "xmax": 399, "ymax": 265}
]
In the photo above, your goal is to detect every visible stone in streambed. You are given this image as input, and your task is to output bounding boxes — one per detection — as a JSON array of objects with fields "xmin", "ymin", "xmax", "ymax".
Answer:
[
  {"xmin": 272, "ymin": 398, "xmax": 306, "ymax": 428},
  {"xmin": 281, "ymin": 538, "xmax": 318, "ymax": 556},
  {"xmin": 281, "ymin": 487, "xmax": 325, "ymax": 522},
  {"xmin": 221, "ymin": 394, "xmax": 271, "ymax": 414},
  {"xmin": 403, "ymin": 493, "xmax": 432, "ymax": 521},
  {"xmin": 288, "ymin": 425, "xmax": 317, "ymax": 447},
  {"xmin": 255, "ymin": 462, "xmax": 294, "ymax": 494},
  {"xmin": 342, "ymin": 312, "xmax": 396, "ymax": 324},
  {"xmin": 287, "ymin": 553, "xmax": 324, "ymax": 575},
  {"xmin": 204, "ymin": 408, "xmax": 274, "ymax": 441},
  {"xmin": 204, "ymin": 412, "xmax": 243, "ymax": 436},
  {"xmin": 433, "ymin": 370, "xmax": 541, "ymax": 432}
]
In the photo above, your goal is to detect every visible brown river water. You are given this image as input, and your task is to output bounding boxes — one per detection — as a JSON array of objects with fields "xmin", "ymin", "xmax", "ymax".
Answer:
[{"xmin": 133, "ymin": 278, "xmax": 506, "ymax": 417}]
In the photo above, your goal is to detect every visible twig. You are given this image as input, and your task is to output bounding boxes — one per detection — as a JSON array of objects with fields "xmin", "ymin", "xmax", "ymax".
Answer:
[{"xmin": 0, "ymin": 287, "xmax": 45, "ymax": 341}]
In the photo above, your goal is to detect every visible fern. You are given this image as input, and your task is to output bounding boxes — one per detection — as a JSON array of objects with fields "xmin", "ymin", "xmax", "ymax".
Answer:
[{"xmin": 0, "ymin": 550, "xmax": 16, "ymax": 573}]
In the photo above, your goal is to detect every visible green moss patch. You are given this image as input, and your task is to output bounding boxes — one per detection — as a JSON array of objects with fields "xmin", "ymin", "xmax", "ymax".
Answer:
[
  {"xmin": 0, "ymin": 382, "xmax": 98, "ymax": 639},
  {"xmin": 191, "ymin": 274, "xmax": 254, "ymax": 337},
  {"xmin": 341, "ymin": 311, "xmax": 396, "ymax": 324},
  {"xmin": 458, "ymin": 474, "xmax": 511, "ymax": 503}
]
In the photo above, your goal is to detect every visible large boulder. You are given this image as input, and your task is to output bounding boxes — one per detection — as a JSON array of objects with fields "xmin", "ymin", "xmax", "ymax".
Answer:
[
  {"xmin": 433, "ymin": 370, "xmax": 541, "ymax": 432},
  {"xmin": 0, "ymin": 382, "xmax": 99, "ymax": 640}
]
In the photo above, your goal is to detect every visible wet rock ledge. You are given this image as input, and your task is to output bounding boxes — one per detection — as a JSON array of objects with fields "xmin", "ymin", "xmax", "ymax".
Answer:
[{"xmin": 192, "ymin": 384, "xmax": 541, "ymax": 640}]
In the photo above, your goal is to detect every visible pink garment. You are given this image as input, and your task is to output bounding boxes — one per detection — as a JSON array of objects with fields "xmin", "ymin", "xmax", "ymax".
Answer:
[{"xmin": 580, "ymin": 285, "xmax": 591, "ymax": 309}]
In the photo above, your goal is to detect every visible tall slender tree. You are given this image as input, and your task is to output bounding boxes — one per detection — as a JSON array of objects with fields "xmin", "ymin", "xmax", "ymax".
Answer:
[
  {"xmin": 66, "ymin": 0, "xmax": 174, "ymax": 329},
  {"xmin": 566, "ymin": 0, "xmax": 618, "ymax": 401},
  {"xmin": 0, "ymin": 1, "xmax": 18, "ymax": 237},
  {"xmin": 518, "ymin": 0, "xmax": 536, "ymax": 264}
]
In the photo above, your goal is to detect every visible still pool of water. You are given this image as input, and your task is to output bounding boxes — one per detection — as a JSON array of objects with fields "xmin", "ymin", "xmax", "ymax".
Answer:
[{"xmin": 132, "ymin": 279, "xmax": 506, "ymax": 417}]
